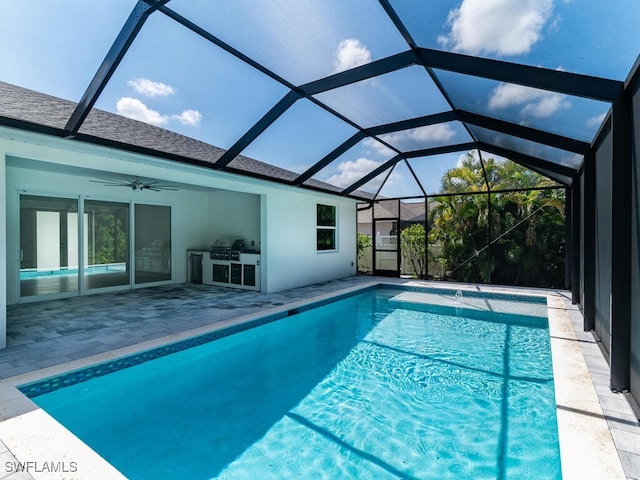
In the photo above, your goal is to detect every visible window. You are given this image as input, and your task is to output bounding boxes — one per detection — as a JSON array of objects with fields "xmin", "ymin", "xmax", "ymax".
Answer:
[{"xmin": 317, "ymin": 204, "xmax": 336, "ymax": 251}]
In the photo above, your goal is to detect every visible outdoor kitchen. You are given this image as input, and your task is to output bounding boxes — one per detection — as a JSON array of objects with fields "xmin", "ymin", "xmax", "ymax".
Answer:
[
  {"xmin": 188, "ymin": 239, "xmax": 261, "ymax": 291},
  {"xmin": 187, "ymin": 190, "xmax": 262, "ymax": 291}
]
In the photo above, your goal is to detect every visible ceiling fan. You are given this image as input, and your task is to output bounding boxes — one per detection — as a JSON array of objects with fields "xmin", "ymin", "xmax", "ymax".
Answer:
[{"xmin": 90, "ymin": 176, "xmax": 178, "ymax": 192}]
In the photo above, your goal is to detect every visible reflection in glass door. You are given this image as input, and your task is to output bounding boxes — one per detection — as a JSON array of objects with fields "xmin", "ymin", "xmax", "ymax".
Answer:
[
  {"xmin": 373, "ymin": 200, "xmax": 401, "ymax": 277},
  {"xmin": 19, "ymin": 195, "xmax": 79, "ymax": 298},
  {"xmin": 135, "ymin": 204, "xmax": 171, "ymax": 284},
  {"xmin": 84, "ymin": 200, "xmax": 130, "ymax": 289},
  {"xmin": 19, "ymin": 196, "xmax": 171, "ymax": 298}
]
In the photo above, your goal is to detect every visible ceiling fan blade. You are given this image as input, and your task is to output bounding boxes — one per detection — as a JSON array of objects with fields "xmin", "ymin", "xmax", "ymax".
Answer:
[
  {"xmin": 145, "ymin": 181, "xmax": 178, "ymax": 190},
  {"xmin": 90, "ymin": 180, "xmax": 130, "ymax": 186},
  {"xmin": 91, "ymin": 176, "xmax": 178, "ymax": 191}
]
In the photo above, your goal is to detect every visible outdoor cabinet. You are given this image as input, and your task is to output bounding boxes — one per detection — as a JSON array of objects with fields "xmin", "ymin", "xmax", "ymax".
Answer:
[
  {"xmin": 212, "ymin": 263, "xmax": 229, "ymax": 283},
  {"xmin": 243, "ymin": 264, "xmax": 256, "ymax": 287},
  {"xmin": 230, "ymin": 263, "xmax": 242, "ymax": 285}
]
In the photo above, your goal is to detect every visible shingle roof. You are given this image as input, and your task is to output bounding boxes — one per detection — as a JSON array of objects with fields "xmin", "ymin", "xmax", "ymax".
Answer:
[
  {"xmin": 357, "ymin": 200, "xmax": 431, "ymax": 224},
  {"xmin": 0, "ymin": 81, "xmax": 75, "ymax": 130},
  {"xmin": 0, "ymin": 81, "xmax": 371, "ymax": 198}
]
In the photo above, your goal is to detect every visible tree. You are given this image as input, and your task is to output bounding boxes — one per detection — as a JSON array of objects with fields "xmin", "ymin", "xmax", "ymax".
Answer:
[
  {"xmin": 401, "ymin": 223, "xmax": 426, "ymax": 279},
  {"xmin": 357, "ymin": 232, "xmax": 372, "ymax": 273},
  {"xmin": 428, "ymin": 152, "xmax": 566, "ymax": 288}
]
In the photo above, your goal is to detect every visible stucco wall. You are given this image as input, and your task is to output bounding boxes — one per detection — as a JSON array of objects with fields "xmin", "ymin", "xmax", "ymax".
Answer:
[
  {"xmin": 208, "ymin": 190, "xmax": 261, "ymax": 250},
  {"xmin": 261, "ymin": 188, "xmax": 357, "ymax": 293},
  {"xmin": 0, "ymin": 153, "xmax": 5, "ymax": 348}
]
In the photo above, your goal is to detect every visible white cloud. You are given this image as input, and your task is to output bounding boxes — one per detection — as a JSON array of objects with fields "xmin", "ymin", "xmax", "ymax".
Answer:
[
  {"xmin": 363, "ymin": 138, "xmax": 395, "ymax": 157},
  {"xmin": 326, "ymin": 157, "xmax": 383, "ymax": 188},
  {"xmin": 488, "ymin": 83, "xmax": 570, "ymax": 117},
  {"xmin": 587, "ymin": 113, "xmax": 607, "ymax": 128},
  {"xmin": 127, "ymin": 78, "xmax": 176, "ymax": 97},
  {"xmin": 521, "ymin": 93, "xmax": 569, "ymax": 117},
  {"xmin": 172, "ymin": 109, "xmax": 202, "ymax": 126},
  {"xmin": 116, "ymin": 98, "xmax": 202, "ymax": 127},
  {"xmin": 116, "ymin": 97, "xmax": 168, "ymax": 126},
  {"xmin": 332, "ymin": 38, "xmax": 372, "ymax": 73},
  {"xmin": 381, "ymin": 124, "xmax": 457, "ymax": 150},
  {"xmin": 438, "ymin": 0, "xmax": 553, "ymax": 56}
]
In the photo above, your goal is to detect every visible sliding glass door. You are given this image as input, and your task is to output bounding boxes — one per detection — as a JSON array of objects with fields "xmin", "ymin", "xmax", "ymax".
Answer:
[
  {"xmin": 84, "ymin": 200, "xmax": 130, "ymax": 290},
  {"xmin": 19, "ymin": 194, "xmax": 79, "ymax": 298},
  {"xmin": 19, "ymin": 194, "xmax": 172, "ymax": 300},
  {"xmin": 135, "ymin": 204, "xmax": 171, "ymax": 284}
]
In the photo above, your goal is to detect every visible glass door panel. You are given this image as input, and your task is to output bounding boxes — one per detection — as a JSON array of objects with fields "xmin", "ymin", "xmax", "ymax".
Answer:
[
  {"xmin": 84, "ymin": 200, "xmax": 130, "ymax": 289},
  {"xmin": 135, "ymin": 204, "xmax": 171, "ymax": 284},
  {"xmin": 19, "ymin": 194, "xmax": 79, "ymax": 298}
]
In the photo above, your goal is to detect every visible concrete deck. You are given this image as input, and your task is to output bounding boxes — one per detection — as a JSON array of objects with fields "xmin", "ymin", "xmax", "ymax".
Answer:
[{"xmin": 0, "ymin": 277, "xmax": 638, "ymax": 479}]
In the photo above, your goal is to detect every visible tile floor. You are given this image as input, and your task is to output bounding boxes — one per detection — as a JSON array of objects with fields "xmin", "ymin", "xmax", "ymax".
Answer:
[{"xmin": 0, "ymin": 277, "xmax": 639, "ymax": 479}]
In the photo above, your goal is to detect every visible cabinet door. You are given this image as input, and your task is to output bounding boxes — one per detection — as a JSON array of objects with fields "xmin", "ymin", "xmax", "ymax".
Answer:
[
  {"xmin": 243, "ymin": 264, "xmax": 256, "ymax": 286},
  {"xmin": 189, "ymin": 254, "xmax": 203, "ymax": 283},
  {"xmin": 212, "ymin": 264, "xmax": 229, "ymax": 283},
  {"xmin": 230, "ymin": 263, "xmax": 242, "ymax": 285}
]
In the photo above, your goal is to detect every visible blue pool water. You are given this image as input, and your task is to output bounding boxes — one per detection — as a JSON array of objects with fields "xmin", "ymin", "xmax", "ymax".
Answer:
[
  {"xmin": 24, "ymin": 288, "xmax": 561, "ymax": 479},
  {"xmin": 20, "ymin": 264, "xmax": 126, "ymax": 279}
]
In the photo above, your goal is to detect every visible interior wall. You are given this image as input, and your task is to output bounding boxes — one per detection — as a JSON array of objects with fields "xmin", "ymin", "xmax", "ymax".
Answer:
[
  {"xmin": 630, "ymin": 79, "xmax": 640, "ymax": 406},
  {"xmin": 594, "ymin": 129, "xmax": 613, "ymax": 354},
  {"xmin": 207, "ymin": 190, "xmax": 260, "ymax": 250}
]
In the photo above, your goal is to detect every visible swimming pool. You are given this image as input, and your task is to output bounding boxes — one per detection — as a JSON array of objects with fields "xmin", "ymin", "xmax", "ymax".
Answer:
[{"xmin": 20, "ymin": 286, "xmax": 560, "ymax": 479}]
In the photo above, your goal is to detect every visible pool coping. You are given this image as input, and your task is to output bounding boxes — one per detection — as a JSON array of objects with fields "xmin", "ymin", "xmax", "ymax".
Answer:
[{"xmin": 0, "ymin": 280, "xmax": 633, "ymax": 479}]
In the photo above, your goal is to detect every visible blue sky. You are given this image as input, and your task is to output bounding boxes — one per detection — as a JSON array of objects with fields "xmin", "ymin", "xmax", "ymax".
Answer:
[{"xmin": 1, "ymin": 0, "xmax": 638, "ymax": 197}]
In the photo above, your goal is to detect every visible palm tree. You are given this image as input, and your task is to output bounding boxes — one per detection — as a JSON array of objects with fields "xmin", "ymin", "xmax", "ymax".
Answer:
[{"xmin": 429, "ymin": 152, "xmax": 566, "ymax": 287}]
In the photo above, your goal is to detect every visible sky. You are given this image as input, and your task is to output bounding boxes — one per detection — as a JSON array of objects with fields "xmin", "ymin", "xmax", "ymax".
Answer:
[{"xmin": 1, "ymin": 0, "xmax": 638, "ymax": 197}]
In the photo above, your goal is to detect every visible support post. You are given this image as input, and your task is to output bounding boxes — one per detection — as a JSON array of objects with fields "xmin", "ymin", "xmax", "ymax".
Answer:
[
  {"xmin": 487, "ymin": 192, "xmax": 492, "ymax": 284},
  {"xmin": 565, "ymin": 187, "xmax": 572, "ymax": 291},
  {"xmin": 571, "ymin": 182, "xmax": 581, "ymax": 304},
  {"xmin": 582, "ymin": 153, "xmax": 596, "ymax": 331},
  {"xmin": 609, "ymin": 92, "xmax": 632, "ymax": 392}
]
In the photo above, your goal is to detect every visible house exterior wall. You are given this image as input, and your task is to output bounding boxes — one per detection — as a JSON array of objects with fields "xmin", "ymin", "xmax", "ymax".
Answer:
[
  {"xmin": 260, "ymin": 187, "xmax": 357, "ymax": 293},
  {"xmin": 1, "ymin": 126, "xmax": 358, "ymax": 310},
  {"xmin": 0, "ymin": 153, "xmax": 5, "ymax": 348}
]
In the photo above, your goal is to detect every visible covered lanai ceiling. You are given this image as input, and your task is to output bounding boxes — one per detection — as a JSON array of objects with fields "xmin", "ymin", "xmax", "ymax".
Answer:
[{"xmin": 1, "ymin": 0, "xmax": 639, "ymax": 200}]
